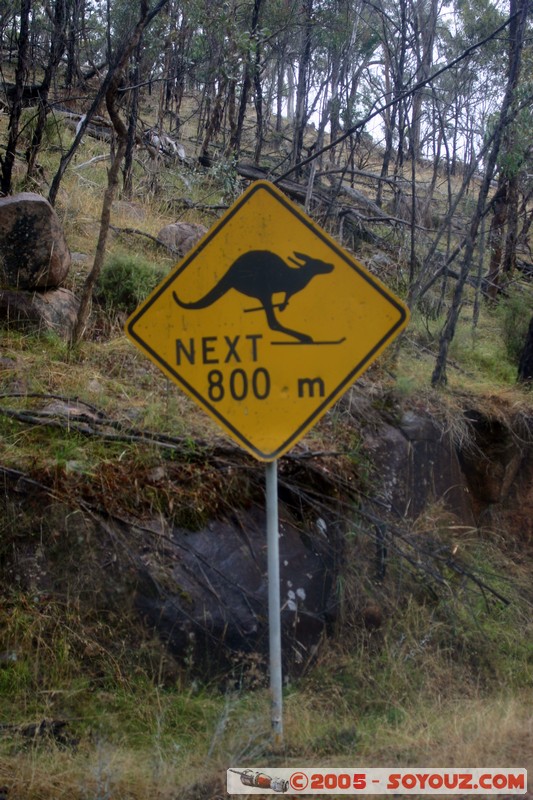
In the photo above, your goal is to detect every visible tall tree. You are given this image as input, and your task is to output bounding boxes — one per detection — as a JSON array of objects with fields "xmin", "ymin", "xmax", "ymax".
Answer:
[
  {"xmin": 70, "ymin": 0, "xmax": 171, "ymax": 344},
  {"xmin": 64, "ymin": 0, "xmax": 85, "ymax": 88},
  {"xmin": 484, "ymin": 0, "xmax": 526, "ymax": 298},
  {"xmin": 518, "ymin": 316, "xmax": 533, "ymax": 384},
  {"xmin": 375, "ymin": 0, "xmax": 410, "ymax": 206},
  {"xmin": 26, "ymin": 0, "xmax": 69, "ymax": 180},
  {"xmin": 0, "ymin": 0, "xmax": 31, "ymax": 195},
  {"xmin": 431, "ymin": 0, "xmax": 530, "ymax": 386},
  {"xmin": 408, "ymin": 0, "xmax": 440, "ymax": 161},
  {"xmin": 122, "ymin": 37, "xmax": 143, "ymax": 198},
  {"xmin": 227, "ymin": 0, "xmax": 265, "ymax": 159},
  {"xmin": 291, "ymin": 0, "xmax": 314, "ymax": 173}
]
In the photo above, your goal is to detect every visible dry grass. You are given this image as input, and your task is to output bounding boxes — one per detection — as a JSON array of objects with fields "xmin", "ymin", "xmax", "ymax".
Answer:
[
  {"xmin": 0, "ymin": 688, "xmax": 530, "ymax": 799},
  {"xmin": 1, "ymin": 75, "xmax": 532, "ymax": 800},
  {"xmin": 355, "ymin": 692, "xmax": 533, "ymax": 768}
]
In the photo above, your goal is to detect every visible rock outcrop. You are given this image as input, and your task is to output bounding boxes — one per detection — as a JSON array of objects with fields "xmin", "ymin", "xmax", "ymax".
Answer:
[
  {"xmin": 1, "ymin": 393, "xmax": 531, "ymax": 676},
  {"xmin": 157, "ymin": 221, "xmax": 207, "ymax": 257},
  {"xmin": 0, "ymin": 193, "xmax": 71, "ymax": 289},
  {"xmin": 362, "ymin": 409, "xmax": 475, "ymax": 524},
  {"xmin": 459, "ymin": 408, "xmax": 533, "ymax": 541},
  {"xmin": 135, "ymin": 506, "xmax": 334, "ymax": 674},
  {"xmin": 0, "ymin": 469, "xmax": 335, "ymax": 676},
  {"xmin": 0, "ymin": 287, "xmax": 80, "ymax": 339},
  {"xmin": 0, "ymin": 193, "xmax": 76, "ymax": 338}
]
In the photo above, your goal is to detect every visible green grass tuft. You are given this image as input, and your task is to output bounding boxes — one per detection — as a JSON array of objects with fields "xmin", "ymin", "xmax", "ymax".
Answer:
[{"xmin": 95, "ymin": 252, "xmax": 167, "ymax": 314}]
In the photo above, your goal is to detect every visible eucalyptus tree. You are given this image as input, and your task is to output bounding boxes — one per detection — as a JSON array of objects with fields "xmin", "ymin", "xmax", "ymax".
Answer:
[
  {"xmin": 371, "ymin": 0, "xmax": 412, "ymax": 205},
  {"xmin": 226, "ymin": 0, "xmax": 266, "ymax": 161},
  {"xmin": 289, "ymin": 0, "xmax": 314, "ymax": 171},
  {"xmin": 25, "ymin": 0, "xmax": 69, "ymax": 180},
  {"xmin": 278, "ymin": 0, "xmax": 377, "ymax": 173},
  {"xmin": 408, "ymin": 0, "xmax": 440, "ymax": 161},
  {"xmin": 265, "ymin": 0, "xmax": 298, "ymax": 133},
  {"xmin": 0, "ymin": 0, "xmax": 31, "ymax": 195},
  {"xmin": 442, "ymin": 0, "xmax": 506, "ymax": 171},
  {"xmin": 0, "ymin": 0, "xmax": 16, "ymax": 61},
  {"xmin": 121, "ymin": 0, "xmax": 184, "ymax": 194},
  {"xmin": 194, "ymin": 0, "xmax": 243, "ymax": 159},
  {"xmin": 158, "ymin": 0, "xmax": 195, "ymax": 123},
  {"xmin": 194, "ymin": 0, "xmax": 300, "ymax": 164},
  {"xmin": 64, "ymin": 0, "xmax": 86, "ymax": 88},
  {"xmin": 431, "ymin": 0, "xmax": 531, "ymax": 386},
  {"xmin": 306, "ymin": 0, "xmax": 379, "ymax": 167},
  {"xmin": 486, "ymin": 10, "xmax": 533, "ymax": 297},
  {"xmin": 69, "ymin": 0, "xmax": 171, "ymax": 344}
]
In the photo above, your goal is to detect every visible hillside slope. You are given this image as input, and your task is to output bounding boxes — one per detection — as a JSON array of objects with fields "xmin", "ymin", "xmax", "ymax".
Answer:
[{"xmin": 0, "ymin": 87, "xmax": 532, "ymax": 799}]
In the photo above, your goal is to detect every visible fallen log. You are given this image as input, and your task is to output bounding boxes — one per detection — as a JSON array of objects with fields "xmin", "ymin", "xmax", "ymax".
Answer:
[{"xmin": 234, "ymin": 162, "xmax": 387, "ymax": 245}]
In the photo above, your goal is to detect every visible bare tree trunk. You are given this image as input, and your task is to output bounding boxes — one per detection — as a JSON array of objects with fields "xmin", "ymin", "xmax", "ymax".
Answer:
[
  {"xmin": 376, "ymin": 2, "xmax": 408, "ymax": 208},
  {"xmin": 472, "ymin": 217, "xmax": 486, "ymax": 328},
  {"xmin": 502, "ymin": 174, "xmax": 519, "ymax": 274},
  {"xmin": 227, "ymin": 0, "xmax": 263, "ymax": 158},
  {"xmin": 377, "ymin": 105, "xmax": 395, "ymax": 207},
  {"xmin": 226, "ymin": 78, "xmax": 238, "ymax": 151},
  {"xmin": 253, "ymin": 35, "xmax": 264, "ymax": 164},
  {"xmin": 450, "ymin": 96, "xmax": 460, "ymax": 176},
  {"xmin": 286, "ymin": 62, "xmax": 295, "ymax": 121},
  {"xmin": 326, "ymin": 52, "xmax": 342, "ymax": 164},
  {"xmin": 171, "ymin": 9, "xmax": 192, "ymax": 121},
  {"xmin": 409, "ymin": 0, "xmax": 438, "ymax": 161},
  {"xmin": 487, "ymin": 183, "xmax": 507, "ymax": 299},
  {"xmin": 291, "ymin": 0, "xmax": 313, "ymax": 174},
  {"xmin": 65, "ymin": 0, "xmax": 84, "ymax": 88},
  {"xmin": 123, "ymin": 39, "xmax": 143, "ymax": 197},
  {"xmin": 71, "ymin": 132, "xmax": 128, "ymax": 345},
  {"xmin": 1, "ymin": 0, "xmax": 31, "ymax": 196},
  {"xmin": 431, "ymin": 0, "xmax": 529, "ymax": 387},
  {"xmin": 518, "ymin": 315, "xmax": 533, "ymax": 384},
  {"xmin": 200, "ymin": 76, "xmax": 227, "ymax": 160},
  {"xmin": 517, "ymin": 189, "xmax": 533, "ymax": 249},
  {"xmin": 70, "ymin": 0, "xmax": 170, "ymax": 345},
  {"xmin": 26, "ymin": 0, "xmax": 69, "ymax": 180},
  {"xmin": 275, "ymin": 53, "xmax": 285, "ymax": 133}
]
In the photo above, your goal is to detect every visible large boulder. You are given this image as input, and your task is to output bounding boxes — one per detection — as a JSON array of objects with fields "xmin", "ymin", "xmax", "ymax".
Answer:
[
  {"xmin": 0, "ymin": 473, "xmax": 336, "ymax": 678},
  {"xmin": 0, "ymin": 287, "xmax": 80, "ymax": 339},
  {"xmin": 360, "ymin": 408, "xmax": 476, "ymax": 524},
  {"xmin": 135, "ymin": 505, "xmax": 335, "ymax": 674},
  {"xmin": 0, "ymin": 193, "xmax": 71, "ymax": 289},
  {"xmin": 157, "ymin": 221, "xmax": 207, "ymax": 258}
]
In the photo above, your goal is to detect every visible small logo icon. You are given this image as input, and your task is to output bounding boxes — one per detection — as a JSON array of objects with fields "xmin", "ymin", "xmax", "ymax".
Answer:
[
  {"xmin": 229, "ymin": 769, "xmax": 289, "ymax": 793},
  {"xmin": 290, "ymin": 771, "xmax": 310, "ymax": 791}
]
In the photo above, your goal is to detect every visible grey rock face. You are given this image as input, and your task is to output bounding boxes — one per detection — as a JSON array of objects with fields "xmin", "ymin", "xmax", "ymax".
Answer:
[{"xmin": 0, "ymin": 193, "xmax": 71, "ymax": 289}]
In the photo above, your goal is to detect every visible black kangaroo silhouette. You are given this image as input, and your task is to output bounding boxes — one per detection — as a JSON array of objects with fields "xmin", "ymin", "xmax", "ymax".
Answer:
[{"xmin": 173, "ymin": 250, "xmax": 334, "ymax": 343}]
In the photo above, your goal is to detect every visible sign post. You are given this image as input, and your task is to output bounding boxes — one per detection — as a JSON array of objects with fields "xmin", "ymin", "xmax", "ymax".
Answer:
[
  {"xmin": 125, "ymin": 180, "xmax": 409, "ymax": 744},
  {"xmin": 266, "ymin": 458, "xmax": 283, "ymax": 746}
]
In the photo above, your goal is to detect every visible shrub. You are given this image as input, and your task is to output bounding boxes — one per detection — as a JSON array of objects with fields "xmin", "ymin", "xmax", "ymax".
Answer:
[
  {"xmin": 96, "ymin": 253, "xmax": 166, "ymax": 313},
  {"xmin": 495, "ymin": 287, "xmax": 532, "ymax": 365},
  {"xmin": 19, "ymin": 107, "xmax": 64, "ymax": 148}
]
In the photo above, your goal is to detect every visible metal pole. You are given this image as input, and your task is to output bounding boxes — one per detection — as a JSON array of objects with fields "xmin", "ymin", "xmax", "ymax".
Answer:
[{"xmin": 266, "ymin": 458, "xmax": 283, "ymax": 747}]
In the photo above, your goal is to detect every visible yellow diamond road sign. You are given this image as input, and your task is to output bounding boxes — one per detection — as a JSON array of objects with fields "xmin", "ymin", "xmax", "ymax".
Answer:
[{"xmin": 125, "ymin": 180, "xmax": 409, "ymax": 461}]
